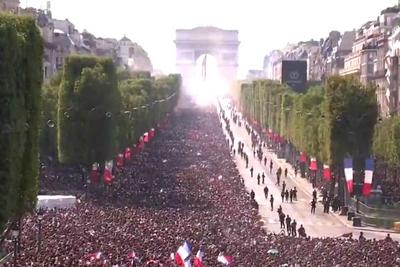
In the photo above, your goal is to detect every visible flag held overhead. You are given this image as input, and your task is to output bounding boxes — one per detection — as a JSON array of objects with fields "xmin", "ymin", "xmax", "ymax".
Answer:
[{"xmin": 217, "ymin": 252, "xmax": 233, "ymax": 266}]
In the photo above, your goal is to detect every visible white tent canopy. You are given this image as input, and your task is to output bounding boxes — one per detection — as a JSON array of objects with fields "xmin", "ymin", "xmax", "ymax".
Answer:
[{"xmin": 36, "ymin": 195, "xmax": 76, "ymax": 210}]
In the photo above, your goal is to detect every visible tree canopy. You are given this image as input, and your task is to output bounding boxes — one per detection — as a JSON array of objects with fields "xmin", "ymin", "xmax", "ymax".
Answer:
[
  {"xmin": 57, "ymin": 56, "xmax": 121, "ymax": 165},
  {"xmin": 0, "ymin": 15, "xmax": 43, "ymax": 229}
]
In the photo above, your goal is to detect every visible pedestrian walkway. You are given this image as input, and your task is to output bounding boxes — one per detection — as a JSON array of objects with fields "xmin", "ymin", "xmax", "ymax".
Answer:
[{"xmin": 219, "ymin": 100, "xmax": 400, "ymax": 240}]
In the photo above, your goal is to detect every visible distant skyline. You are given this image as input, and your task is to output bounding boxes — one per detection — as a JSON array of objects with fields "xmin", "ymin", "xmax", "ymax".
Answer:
[{"xmin": 23, "ymin": 0, "xmax": 396, "ymax": 77}]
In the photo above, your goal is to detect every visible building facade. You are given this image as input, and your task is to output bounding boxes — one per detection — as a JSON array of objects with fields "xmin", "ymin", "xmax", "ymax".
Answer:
[{"xmin": 0, "ymin": 0, "xmax": 19, "ymax": 13}]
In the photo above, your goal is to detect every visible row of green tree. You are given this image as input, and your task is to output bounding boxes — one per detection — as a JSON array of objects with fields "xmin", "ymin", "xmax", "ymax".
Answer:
[
  {"xmin": 42, "ymin": 55, "xmax": 181, "ymax": 166},
  {"xmin": 240, "ymin": 76, "xmax": 378, "ymax": 173},
  {"xmin": 0, "ymin": 15, "xmax": 43, "ymax": 230}
]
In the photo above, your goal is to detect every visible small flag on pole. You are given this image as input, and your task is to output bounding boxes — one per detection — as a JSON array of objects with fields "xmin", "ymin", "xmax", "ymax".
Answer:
[
  {"xmin": 175, "ymin": 241, "xmax": 192, "ymax": 267},
  {"xmin": 91, "ymin": 162, "xmax": 100, "ymax": 184},
  {"xmin": 104, "ymin": 160, "xmax": 113, "ymax": 184}
]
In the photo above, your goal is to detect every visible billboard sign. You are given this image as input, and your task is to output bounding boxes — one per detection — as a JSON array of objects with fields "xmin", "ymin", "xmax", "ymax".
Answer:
[{"xmin": 281, "ymin": 60, "xmax": 307, "ymax": 93}]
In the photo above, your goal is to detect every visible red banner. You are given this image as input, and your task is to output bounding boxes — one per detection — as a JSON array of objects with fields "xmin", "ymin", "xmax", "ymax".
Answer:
[
  {"xmin": 143, "ymin": 133, "xmax": 149, "ymax": 143},
  {"xmin": 323, "ymin": 164, "xmax": 331, "ymax": 181},
  {"xmin": 90, "ymin": 162, "xmax": 100, "ymax": 184},
  {"xmin": 309, "ymin": 157, "xmax": 317, "ymax": 171},
  {"xmin": 103, "ymin": 160, "xmax": 113, "ymax": 184},
  {"xmin": 124, "ymin": 147, "xmax": 132, "ymax": 160}
]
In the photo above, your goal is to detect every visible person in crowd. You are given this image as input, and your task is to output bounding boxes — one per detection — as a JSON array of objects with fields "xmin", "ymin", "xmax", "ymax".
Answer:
[
  {"xmin": 285, "ymin": 215, "xmax": 291, "ymax": 234},
  {"xmin": 311, "ymin": 198, "xmax": 317, "ymax": 214},
  {"xmin": 323, "ymin": 199, "xmax": 330, "ymax": 214},
  {"xmin": 285, "ymin": 189, "xmax": 289, "ymax": 202},
  {"xmin": 264, "ymin": 186, "xmax": 269, "ymax": 199},
  {"xmin": 270, "ymin": 194, "xmax": 274, "ymax": 211},
  {"xmin": 276, "ymin": 170, "xmax": 281, "ymax": 186},
  {"xmin": 298, "ymin": 224, "xmax": 306, "ymax": 238},
  {"xmin": 293, "ymin": 187, "xmax": 297, "ymax": 201},
  {"xmin": 312, "ymin": 189, "xmax": 317, "ymax": 200},
  {"xmin": 291, "ymin": 219, "xmax": 297, "ymax": 237},
  {"xmin": 270, "ymin": 161, "xmax": 273, "ymax": 174},
  {"xmin": 250, "ymin": 190, "xmax": 255, "ymax": 200},
  {"xmin": 277, "ymin": 205, "xmax": 282, "ymax": 215},
  {"xmin": 289, "ymin": 189, "xmax": 293, "ymax": 203},
  {"xmin": 279, "ymin": 212, "xmax": 286, "ymax": 229},
  {"xmin": 385, "ymin": 234, "xmax": 392, "ymax": 242},
  {"xmin": 359, "ymin": 232, "xmax": 366, "ymax": 242}
]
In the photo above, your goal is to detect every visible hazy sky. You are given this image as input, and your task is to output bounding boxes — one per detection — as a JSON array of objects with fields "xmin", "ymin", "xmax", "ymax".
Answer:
[{"xmin": 23, "ymin": 0, "xmax": 396, "ymax": 77}]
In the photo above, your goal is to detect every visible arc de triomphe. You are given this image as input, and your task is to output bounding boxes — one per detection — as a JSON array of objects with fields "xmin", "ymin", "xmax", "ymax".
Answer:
[{"xmin": 175, "ymin": 27, "xmax": 239, "ymax": 98}]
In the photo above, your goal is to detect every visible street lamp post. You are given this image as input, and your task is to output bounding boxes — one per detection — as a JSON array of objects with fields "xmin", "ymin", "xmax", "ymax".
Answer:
[
  {"xmin": 37, "ymin": 211, "xmax": 43, "ymax": 253},
  {"xmin": 11, "ymin": 223, "xmax": 19, "ymax": 267}
]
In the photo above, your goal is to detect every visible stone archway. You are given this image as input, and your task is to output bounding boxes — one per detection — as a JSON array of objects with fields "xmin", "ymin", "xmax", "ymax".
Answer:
[{"xmin": 175, "ymin": 27, "xmax": 239, "ymax": 99}]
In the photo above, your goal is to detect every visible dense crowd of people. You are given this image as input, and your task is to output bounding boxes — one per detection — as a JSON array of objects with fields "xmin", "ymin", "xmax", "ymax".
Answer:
[{"xmin": 3, "ymin": 104, "xmax": 400, "ymax": 266}]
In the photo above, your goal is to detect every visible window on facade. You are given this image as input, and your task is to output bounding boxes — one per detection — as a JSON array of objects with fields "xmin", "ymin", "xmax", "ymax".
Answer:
[
  {"xmin": 367, "ymin": 63, "xmax": 374, "ymax": 75},
  {"xmin": 129, "ymin": 47, "xmax": 134, "ymax": 58},
  {"xmin": 56, "ymin": 57, "xmax": 63, "ymax": 69}
]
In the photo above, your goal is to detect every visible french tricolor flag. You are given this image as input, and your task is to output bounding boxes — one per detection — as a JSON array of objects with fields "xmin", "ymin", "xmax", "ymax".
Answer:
[
  {"xmin": 217, "ymin": 253, "xmax": 233, "ymax": 266},
  {"xmin": 193, "ymin": 248, "xmax": 205, "ymax": 267},
  {"xmin": 344, "ymin": 158, "xmax": 353, "ymax": 193},
  {"xmin": 363, "ymin": 158, "xmax": 374, "ymax": 196},
  {"xmin": 175, "ymin": 241, "xmax": 192, "ymax": 267}
]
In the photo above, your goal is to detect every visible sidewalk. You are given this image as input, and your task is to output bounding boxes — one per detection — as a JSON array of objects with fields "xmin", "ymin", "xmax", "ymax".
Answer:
[{"xmin": 246, "ymin": 122, "xmax": 400, "ymax": 234}]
